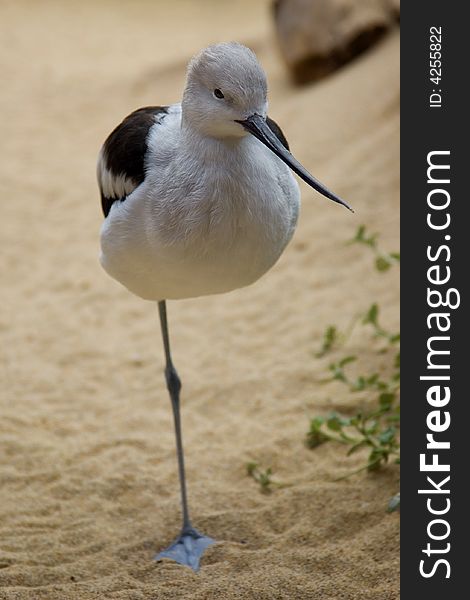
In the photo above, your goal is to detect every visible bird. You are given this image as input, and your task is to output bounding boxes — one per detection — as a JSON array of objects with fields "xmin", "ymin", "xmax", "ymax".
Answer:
[{"xmin": 97, "ymin": 42, "xmax": 352, "ymax": 571}]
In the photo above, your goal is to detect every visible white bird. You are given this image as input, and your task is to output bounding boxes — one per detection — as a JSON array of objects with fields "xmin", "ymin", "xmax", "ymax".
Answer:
[{"xmin": 97, "ymin": 42, "xmax": 351, "ymax": 571}]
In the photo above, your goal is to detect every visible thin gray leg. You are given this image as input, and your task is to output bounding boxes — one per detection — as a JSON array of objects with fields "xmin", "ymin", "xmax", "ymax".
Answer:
[{"xmin": 154, "ymin": 301, "xmax": 214, "ymax": 571}]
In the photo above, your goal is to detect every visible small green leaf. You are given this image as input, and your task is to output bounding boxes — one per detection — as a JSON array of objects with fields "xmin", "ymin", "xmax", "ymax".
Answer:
[
  {"xmin": 394, "ymin": 352, "xmax": 401, "ymax": 368},
  {"xmin": 367, "ymin": 448, "xmax": 386, "ymax": 470},
  {"xmin": 363, "ymin": 304, "xmax": 379, "ymax": 326},
  {"xmin": 375, "ymin": 256, "xmax": 391, "ymax": 272},
  {"xmin": 315, "ymin": 325, "xmax": 339, "ymax": 357},
  {"xmin": 379, "ymin": 426, "xmax": 396, "ymax": 445},
  {"xmin": 355, "ymin": 225, "xmax": 365, "ymax": 241},
  {"xmin": 327, "ymin": 415, "xmax": 343, "ymax": 432},
  {"xmin": 246, "ymin": 462, "xmax": 258, "ymax": 475},
  {"xmin": 306, "ymin": 430, "xmax": 330, "ymax": 449},
  {"xmin": 325, "ymin": 325, "xmax": 337, "ymax": 345},
  {"xmin": 339, "ymin": 355, "xmax": 357, "ymax": 368},
  {"xmin": 379, "ymin": 392, "xmax": 395, "ymax": 408},
  {"xmin": 310, "ymin": 416, "xmax": 325, "ymax": 430},
  {"xmin": 367, "ymin": 374, "xmax": 380, "ymax": 386}
]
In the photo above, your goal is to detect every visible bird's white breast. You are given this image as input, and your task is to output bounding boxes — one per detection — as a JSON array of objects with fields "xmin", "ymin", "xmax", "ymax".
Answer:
[{"xmin": 100, "ymin": 109, "xmax": 300, "ymax": 301}]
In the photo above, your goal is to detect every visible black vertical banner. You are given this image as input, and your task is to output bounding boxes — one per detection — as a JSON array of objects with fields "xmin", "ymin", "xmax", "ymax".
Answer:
[{"xmin": 402, "ymin": 3, "xmax": 468, "ymax": 597}]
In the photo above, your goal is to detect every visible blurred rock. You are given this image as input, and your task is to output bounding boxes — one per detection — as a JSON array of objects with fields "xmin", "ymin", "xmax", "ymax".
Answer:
[{"xmin": 273, "ymin": 0, "xmax": 400, "ymax": 84}]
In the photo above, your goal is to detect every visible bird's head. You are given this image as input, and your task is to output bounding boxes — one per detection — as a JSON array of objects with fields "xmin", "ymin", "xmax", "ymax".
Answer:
[{"xmin": 182, "ymin": 42, "xmax": 268, "ymax": 139}]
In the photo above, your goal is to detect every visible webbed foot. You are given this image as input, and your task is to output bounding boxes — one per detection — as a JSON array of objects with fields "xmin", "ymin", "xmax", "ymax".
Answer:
[{"xmin": 155, "ymin": 527, "xmax": 215, "ymax": 571}]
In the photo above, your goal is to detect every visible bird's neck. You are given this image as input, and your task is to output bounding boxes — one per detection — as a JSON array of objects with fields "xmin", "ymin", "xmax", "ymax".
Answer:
[{"xmin": 180, "ymin": 121, "xmax": 247, "ymax": 163}]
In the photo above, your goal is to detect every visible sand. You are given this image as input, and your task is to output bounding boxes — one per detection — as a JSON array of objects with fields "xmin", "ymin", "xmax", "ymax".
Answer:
[{"xmin": 0, "ymin": 1, "xmax": 399, "ymax": 598}]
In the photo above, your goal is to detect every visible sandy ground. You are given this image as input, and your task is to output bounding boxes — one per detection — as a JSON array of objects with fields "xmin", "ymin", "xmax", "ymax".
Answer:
[{"xmin": 0, "ymin": 1, "xmax": 399, "ymax": 598}]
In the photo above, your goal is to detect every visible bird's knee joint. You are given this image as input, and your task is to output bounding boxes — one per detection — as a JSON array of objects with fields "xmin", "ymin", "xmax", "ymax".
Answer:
[{"xmin": 165, "ymin": 364, "xmax": 181, "ymax": 396}]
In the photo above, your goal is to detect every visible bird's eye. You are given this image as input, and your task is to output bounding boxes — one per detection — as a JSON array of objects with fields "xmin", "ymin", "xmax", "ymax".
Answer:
[{"xmin": 213, "ymin": 88, "xmax": 224, "ymax": 99}]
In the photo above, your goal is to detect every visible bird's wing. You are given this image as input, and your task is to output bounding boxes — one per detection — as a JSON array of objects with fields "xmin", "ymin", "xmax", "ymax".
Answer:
[
  {"xmin": 97, "ymin": 106, "xmax": 169, "ymax": 217},
  {"xmin": 266, "ymin": 116, "xmax": 290, "ymax": 151}
]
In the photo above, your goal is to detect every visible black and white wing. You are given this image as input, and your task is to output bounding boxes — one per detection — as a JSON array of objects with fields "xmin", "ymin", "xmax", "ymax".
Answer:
[{"xmin": 97, "ymin": 106, "xmax": 169, "ymax": 217}]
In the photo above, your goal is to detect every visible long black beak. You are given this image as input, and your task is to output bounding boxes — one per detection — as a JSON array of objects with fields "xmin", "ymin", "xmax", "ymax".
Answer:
[{"xmin": 235, "ymin": 114, "xmax": 353, "ymax": 212}]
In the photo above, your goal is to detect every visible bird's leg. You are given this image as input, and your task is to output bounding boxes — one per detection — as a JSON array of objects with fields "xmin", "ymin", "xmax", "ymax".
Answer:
[
  {"xmin": 159, "ymin": 301, "xmax": 190, "ymax": 529},
  {"xmin": 154, "ymin": 301, "xmax": 214, "ymax": 571}
]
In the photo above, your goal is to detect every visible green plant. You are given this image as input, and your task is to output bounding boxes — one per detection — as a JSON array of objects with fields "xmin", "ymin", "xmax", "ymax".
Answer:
[
  {"xmin": 308, "ymin": 323, "xmax": 400, "ymax": 469},
  {"xmin": 349, "ymin": 225, "xmax": 400, "ymax": 272},
  {"xmin": 246, "ymin": 462, "xmax": 275, "ymax": 494},
  {"xmin": 362, "ymin": 303, "xmax": 400, "ymax": 345},
  {"xmin": 309, "ymin": 225, "xmax": 400, "ymax": 510},
  {"xmin": 315, "ymin": 325, "xmax": 339, "ymax": 358},
  {"xmin": 306, "ymin": 395, "xmax": 400, "ymax": 476}
]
